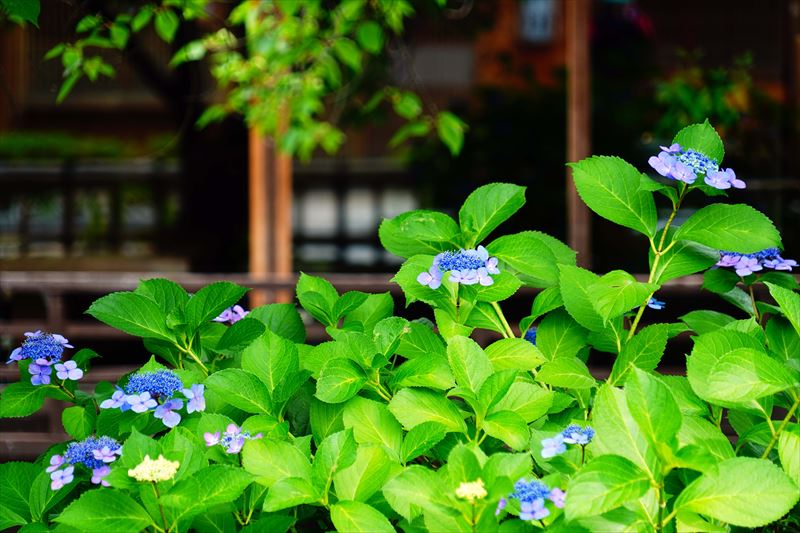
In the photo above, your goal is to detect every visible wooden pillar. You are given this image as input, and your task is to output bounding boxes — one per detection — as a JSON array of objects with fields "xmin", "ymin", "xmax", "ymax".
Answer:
[
  {"xmin": 248, "ymin": 127, "xmax": 293, "ymax": 307},
  {"xmin": 565, "ymin": 0, "xmax": 592, "ymax": 267}
]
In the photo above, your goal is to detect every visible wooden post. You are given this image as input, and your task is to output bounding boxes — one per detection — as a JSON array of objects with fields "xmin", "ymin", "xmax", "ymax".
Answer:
[
  {"xmin": 565, "ymin": 0, "xmax": 592, "ymax": 267},
  {"xmin": 248, "ymin": 129, "xmax": 271, "ymax": 307}
]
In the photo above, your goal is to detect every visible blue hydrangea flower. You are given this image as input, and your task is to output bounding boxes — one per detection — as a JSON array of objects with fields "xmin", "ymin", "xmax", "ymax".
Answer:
[
  {"xmin": 648, "ymin": 144, "xmax": 744, "ymax": 190},
  {"xmin": 511, "ymin": 478, "xmax": 551, "ymax": 520},
  {"xmin": 124, "ymin": 369, "xmax": 183, "ymax": 400},
  {"xmin": 8, "ymin": 331, "xmax": 72, "ymax": 364},
  {"xmin": 647, "ymin": 298, "xmax": 665, "ymax": 310},
  {"xmin": 183, "ymin": 384, "xmax": 206, "ymax": 414},
  {"xmin": 214, "ymin": 305, "xmax": 249, "ymax": 325},
  {"xmin": 705, "ymin": 168, "xmax": 745, "ymax": 190},
  {"xmin": 717, "ymin": 248, "xmax": 797, "ymax": 276},
  {"xmin": 91, "ymin": 465, "xmax": 111, "ymax": 486},
  {"xmin": 205, "ymin": 423, "xmax": 263, "ymax": 454},
  {"xmin": 55, "ymin": 360, "xmax": 83, "ymax": 381},
  {"xmin": 540, "ymin": 434, "xmax": 566, "ymax": 458},
  {"xmin": 50, "ymin": 466, "xmax": 74, "ymax": 490},
  {"xmin": 524, "ymin": 327, "xmax": 537, "ymax": 345},
  {"xmin": 64, "ymin": 436, "xmax": 121, "ymax": 470},
  {"xmin": 418, "ymin": 246, "xmax": 500, "ymax": 289},
  {"xmin": 127, "ymin": 392, "xmax": 157, "ymax": 413},
  {"xmin": 46, "ymin": 454, "xmax": 65, "ymax": 473},
  {"xmin": 100, "ymin": 388, "xmax": 131, "ymax": 411},
  {"xmin": 28, "ymin": 359, "xmax": 53, "ymax": 385},
  {"xmin": 562, "ymin": 424, "xmax": 595, "ymax": 445},
  {"xmin": 154, "ymin": 398, "xmax": 183, "ymax": 428},
  {"xmin": 520, "ymin": 499, "xmax": 549, "ymax": 521},
  {"xmin": 548, "ymin": 488, "xmax": 566, "ymax": 509}
]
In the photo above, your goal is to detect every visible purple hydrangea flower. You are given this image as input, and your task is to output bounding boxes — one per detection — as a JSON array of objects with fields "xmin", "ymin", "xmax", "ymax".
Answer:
[
  {"xmin": 734, "ymin": 256, "xmax": 762, "ymax": 277},
  {"xmin": 449, "ymin": 269, "xmax": 479, "ymax": 285},
  {"xmin": 50, "ymin": 466, "xmax": 74, "ymax": 490},
  {"xmin": 659, "ymin": 143, "xmax": 681, "ymax": 153},
  {"xmin": 124, "ymin": 369, "xmax": 183, "ymax": 400},
  {"xmin": 100, "ymin": 388, "xmax": 131, "ymax": 411},
  {"xmin": 417, "ymin": 265, "xmax": 443, "ymax": 289},
  {"xmin": 214, "ymin": 305, "xmax": 249, "ymax": 325},
  {"xmin": 46, "ymin": 454, "xmax": 65, "ymax": 473},
  {"xmin": 154, "ymin": 398, "xmax": 183, "ymax": 428},
  {"xmin": 716, "ymin": 248, "xmax": 797, "ymax": 276},
  {"xmin": 524, "ymin": 327, "xmax": 537, "ymax": 345},
  {"xmin": 182, "ymin": 384, "xmax": 206, "ymax": 414},
  {"xmin": 541, "ymin": 434, "xmax": 567, "ymax": 458},
  {"xmin": 29, "ymin": 359, "xmax": 53, "ymax": 386},
  {"xmin": 495, "ymin": 497, "xmax": 507, "ymax": 516},
  {"xmin": 520, "ymin": 499, "xmax": 550, "ymax": 521},
  {"xmin": 548, "ymin": 488, "xmax": 566, "ymax": 509},
  {"xmin": 127, "ymin": 392, "xmax": 157, "ymax": 413},
  {"xmin": 204, "ymin": 431, "xmax": 221, "ymax": 447},
  {"xmin": 562, "ymin": 424, "xmax": 595, "ymax": 445},
  {"xmin": 207, "ymin": 424, "xmax": 263, "ymax": 454},
  {"xmin": 647, "ymin": 298, "xmax": 665, "ymax": 310},
  {"xmin": 92, "ymin": 446, "xmax": 120, "ymax": 463},
  {"xmin": 54, "ymin": 360, "xmax": 83, "ymax": 381},
  {"xmin": 91, "ymin": 465, "xmax": 111, "ymax": 487},
  {"xmin": 648, "ymin": 144, "xmax": 744, "ymax": 189},
  {"xmin": 8, "ymin": 331, "xmax": 72, "ymax": 364}
]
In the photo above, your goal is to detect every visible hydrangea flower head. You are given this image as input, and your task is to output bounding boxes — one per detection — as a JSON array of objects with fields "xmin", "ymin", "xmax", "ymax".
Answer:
[
  {"xmin": 455, "ymin": 478, "xmax": 488, "ymax": 501},
  {"xmin": 124, "ymin": 369, "xmax": 183, "ymax": 400},
  {"xmin": 716, "ymin": 248, "xmax": 797, "ymax": 276},
  {"xmin": 648, "ymin": 144, "xmax": 744, "ymax": 190},
  {"xmin": 128, "ymin": 454, "xmax": 180, "ymax": 482},
  {"xmin": 562, "ymin": 424, "xmax": 595, "ymax": 445},
  {"xmin": 205, "ymin": 423, "xmax": 263, "ymax": 454},
  {"xmin": 55, "ymin": 360, "xmax": 83, "ymax": 381},
  {"xmin": 8, "ymin": 331, "xmax": 72, "ymax": 364},
  {"xmin": 541, "ymin": 433, "xmax": 566, "ymax": 458},
  {"xmin": 183, "ymin": 384, "xmax": 206, "ymax": 414},
  {"xmin": 418, "ymin": 246, "xmax": 500, "ymax": 289},
  {"xmin": 214, "ymin": 305, "xmax": 249, "ymax": 325},
  {"xmin": 64, "ymin": 436, "xmax": 122, "ymax": 470},
  {"xmin": 511, "ymin": 478, "xmax": 552, "ymax": 520}
]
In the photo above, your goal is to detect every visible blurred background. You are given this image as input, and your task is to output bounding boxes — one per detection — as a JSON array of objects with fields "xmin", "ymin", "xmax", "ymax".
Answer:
[{"xmin": 1, "ymin": 0, "xmax": 798, "ymax": 458}]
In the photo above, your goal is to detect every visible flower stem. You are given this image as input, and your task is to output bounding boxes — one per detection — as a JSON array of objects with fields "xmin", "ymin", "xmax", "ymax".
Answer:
[
  {"xmin": 761, "ymin": 393, "xmax": 800, "ymax": 459},
  {"xmin": 151, "ymin": 482, "xmax": 169, "ymax": 533},
  {"xmin": 656, "ymin": 483, "xmax": 666, "ymax": 533},
  {"xmin": 747, "ymin": 283, "xmax": 761, "ymax": 322},
  {"xmin": 179, "ymin": 345, "xmax": 209, "ymax": 376},
  {"xmin": 490, "ymin": 301, "xmax": 515, "ymax": 339}
]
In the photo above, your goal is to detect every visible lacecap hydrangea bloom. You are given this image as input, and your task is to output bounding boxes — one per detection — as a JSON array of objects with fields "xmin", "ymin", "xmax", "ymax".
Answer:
[
  {"xmin": 47, "ymin": 435, "xmax": 121, "ymax": 490},
  {"xmin": 8, "ymin": 331, "xmax": 72, "ymax": 365},
  {"xmin": 417, "ymin": 245, "xmax": 500, "ymax": 289},
  {"xmin": 214, "ymin": 305, "xmax": 249, "ymax": 325},
  {"xmin": 648, "ymin": 143, "xmax": 744, "ymax": 190},
  {"xmin": 128, "ymin": 454, "xmax": 180, "ymax": 482},
  {"xmin": 496, "ymin": 478, "xmax": 565, "ymax": 521},
  {"xmin": 541, "ymin": 424, "xmax": 595, "ymax": 458},
  {"xmin": 455, "ymin": 478, "xmax": 488, "ymax": 501},
  {"xmin": 124, "ymin": 369, "xmax": 183, "ymax": 400},
  {"xmin": 716, "ymin": 248, "xmax": 797, "ymax": 277},
  {"xmin": 204, "ymin": 423, "xmax": 263, "ymax": 454}
]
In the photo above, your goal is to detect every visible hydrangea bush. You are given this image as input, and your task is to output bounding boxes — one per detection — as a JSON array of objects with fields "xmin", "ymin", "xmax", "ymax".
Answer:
[{"xmin": 1, "ymin": 121, "xmax": 799, "ymax": 532}]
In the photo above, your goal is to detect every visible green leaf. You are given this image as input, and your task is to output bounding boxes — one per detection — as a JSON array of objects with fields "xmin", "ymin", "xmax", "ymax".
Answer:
[
  {"xmin": 154, "ymin": 9, "xmax": 179, "ymax": 43},
  {"xmin": 296, "ymin": 273, "xmax": 339, "ymax": 326},
  {"xmin": 343, "ymin": 397, "xmax": 403, "ymax": 462},
  {"xmin": 379, "ymin": 210, "xmax": 460, "ymax": 259},
  {"xmin": 650, "ymin": 239, "xmax": 719, "ymax": 285},
  {"xmin": 248, "ymin": 303, "xmax": 306, "ymax": 343},
  {"xmin": 446, "ymin": 336, "xmax": 493, "ymax": 393},
  {"xmin": 217, "ymin": 317, "xmax": 266, "ymax": 354},
  {"xmin": 343, "ymin": 292, "xmax": 394, "ymax": 333},
  {"xmin": 161, "ymin": 465, "xmax": 253, "ymax": 515},
  {"xmin": 765, "ymin": 282, "xmax": 800, "ymax": 336},
  {"xmin": 522, "ymin": 286, "xmax": 564, "ymax": 329},
  {"xmin": 131, "ymin": 6, "xmax": 153, "ymax": 32},
  {"xmin": 242, "ymin": 329, "xmax": 299, "ymax": 397},
  {"xmin": 681, "ymin": 310, "xmax": 735, "ymax": 335},
  {"xmin": 383, "ymin": 465, "xmax": 443, "ymax": 520},
  {"xmin": 536, "ymin": 357, "xmax": 595, "ymax": 389},
  {"xmin": 0, "ymin": 381, "xmax": 47, "ymax": 418},
  {"xmin": 463, "ymin": 271, "xmax": 522, "ymax": 302},
  {"xmin": 675, "ymin": 457, "xmax": 800, "ymax": 527},
  {"xmin": 701, "ymin": 268, "xmax": 740, "ymax": 295},
  {"xmin": 316, "ymin": 359, "xmax": 366, "ymax": 404},
  {"xmin": 242, "ymin": 439, "xmax": 311, "ymax": 487},
  {"xmin": 205, "ymin": 369, "xmax": 272, "ymax": 414},
  {"xmin": 478, "ymin": 369, "xmax": 517, "ymax": 411},
  {"xmin": 458, "ymin": 183, "xmax": 526, "ymax": 248},
  {"xmin": 29, "ymin": 468, "xmax": 78, "ymax": 522},
  {"xmin": 330, "ymin": 501, "xmax": 395, "ymax": 533},
  {"xmin": 492, "ymin": 382, "xmax": 553, "ymax": 422},
  {"xmin": 310, "ymin": 399, "xmax": 345, "ymax": 445},
  {"xmin": 565, "ymin": 455, "xmax": 651, "ymax": 520},
  {"xmin": 55, "ymin": 490, "xmax": 154, "ymax": 533},
  {"xmin": 672, "ymin": 121, "xmax": 724, "ymax": 163},
  {"xmin": 705, "ymin": 347, "xmax": 796, "ymax": 404},
  {"xmin": 484, "ymin": 338, "xmax": 546, "ymax": 371},
  {"xmin": 392, "ymin": 255, "xmax": 454, "ymax": 310},
  {"xmin": 1, "ymin": 0, "xmax": 39, "ymax": 25},
  {"xmin": 392, "ymin": 91, "xmax": 422, "ymax": 119},
  {"xmin": 592, "ymin": 385, "xmax": 659, "ymax": 478},
  {"xmin": 334, "ymin": 445, "xmax": 398, "ymax": 502},
  {"xmin": 465, "ymin": 302, "xmax": 506, "ymax": 334},
  {"xmin": 311, "ymin": 429, "xmax": 357, "ymax": 495},
  {"xmin": 0, "ymin": 462, "xmax": 37, "ymax": 523},
  {"xmin": 558, "ymin": 265, "xmax": 606, "ymax": 332},
  {"xmin": 625, "ymin": 368, "xmax": 681, "ymax": 449},
  {"xmin": 568, "ymin": 156, "xmax": 657, "ymax": 237},
  {"xmin": 482, "ymin": 410, "xmax": 529, "ymax": 450},
  {"xmin": 391, "ymin": 354, "xmax": 455, "ymax": 390},
  {"xmin": 589, "ymin": 270, "xmax": 657, "ymax": 323},
  {"xmin": 674, "ymin": 204, "xmax": 781, "ymax": 253},
  {"xmin": 333, "ymin": 38, "xmax": 363, "ymax": 71},
  {"xmin": 389, "ymin": 388, "xmax": 467, "ymax": 433},
  {"xmin": 536, "ymin": 309, "xmax": 588, "ymax": 361},
  {"xmin": 262, "ymin": 477, "xmax": 319, "ymax": 512},
  {"xmin": 608, "ymin": 324, "xmax": 669, "ymax": 386},
  {"xmin": 61, "ymin": 405, "xmax": 96, "ymax": 440},
  {"xmin": 401, "ymin": 422, "xmax": 448, "ymax": 463},
  {"xmin": 486, "ymin": 232, "xmax": 559, "ymax": 287},
  {"xmin": 779, "ymin": 426, "xmax": 800, "ymax": 486},
  {"xmin": 185, "ymin": 281, "xmax": 249, "ymax": 330},
  {"xmin": 396, "ymin": 320, "xmax": 446, "ymax": 359},
  {"xmin": 87, "ymin": 291, "xmax": 171, "ymax": 341},
  {"xmin": 436, "ymin": 111, "xmax": 467, "ymax": 156},
  {"xmin": 356, "ymin": 21, "xmax": 384, "ymax": 53},
  {"xmin": 389, "ymin": 120, "xmax": 430, "ymax": 147},
  {"xmin": 135, "ymin": 278, "xmax": 189, "ymax": 315}
]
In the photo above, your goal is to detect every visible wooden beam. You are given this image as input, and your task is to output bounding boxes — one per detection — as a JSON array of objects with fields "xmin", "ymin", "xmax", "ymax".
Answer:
[
  {"xmin": 248, "ymin": 129, "xmax": 271, "ymax": 306},
  {"xmin": 565, "ymin": 0, "xmax": 592, "ymax": 267}
]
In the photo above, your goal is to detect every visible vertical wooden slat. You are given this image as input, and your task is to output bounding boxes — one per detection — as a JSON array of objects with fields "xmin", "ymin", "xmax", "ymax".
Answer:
[
  {"xmin": 273, "ymin": 111, "xmax": 294, "ymax": 303},
  {"xmin": 565, "ymin": 0, "xmax": 592, "ymax": 267},
  {"xmin": 248, "ymin": 129, "xmax": 271, "ymax": 307}
]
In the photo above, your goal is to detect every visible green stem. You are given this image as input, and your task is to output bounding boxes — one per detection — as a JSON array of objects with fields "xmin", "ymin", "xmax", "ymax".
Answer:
[
  {"xmin": 491, "ymin": 301, "xmax": 515, "ymax": 339},
  {"xmin": 747, "ymin": 283, "xmax": 761, "ymax": 322},
  {"xmin": 656, "ymin": 484, "xmax": 666, "ymax": 533},
  {"xmin": 628, "ymin": 184, "xmax": 687, "ymax": 341},
  {"xmin": 179, "ymin": 345, "xmax": 209, "ymax": 376},
  {"xmin": 152, "ymin": 483, "xmax": 169, "ymax": 533},
  {"xmin": 661, "ymin": 509, "xmax": 677, "ymax": 529},
  {"xmin": 761, "ymin": 393, "xmax": 800, "ymax": 459}
]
